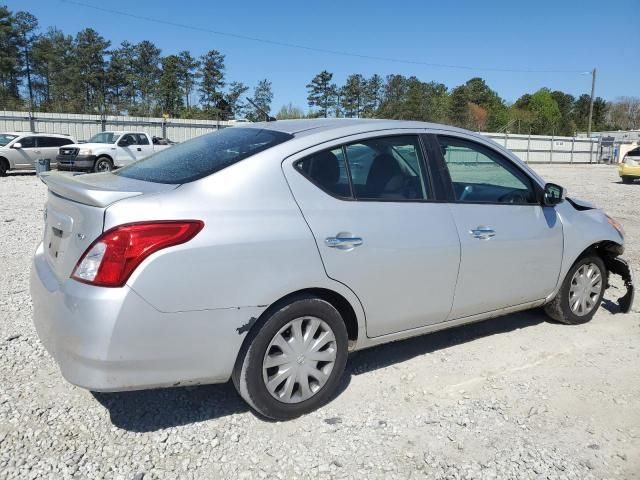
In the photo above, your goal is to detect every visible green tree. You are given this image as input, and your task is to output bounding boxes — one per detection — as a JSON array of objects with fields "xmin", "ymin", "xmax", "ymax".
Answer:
[
  {"xmin": 177, "ymin": 50, "xmax": 199, "ymax": 110},
  {"xmin": 551, "ymin": 90, "xmax": 576, "ymax": 135},
  {"xmin": 131, "ymin": 40, "xmax": 161, "ymax": 115},
  {"xmin": 105, "ymin": 41, "xmax": 135, "ymax": 113},
  {"xmin": 362, "ymin": 74, "xmax": 383, "ymax": 117},
  {"xmin": 341, "ymin": 73, "xmax": 365, "ymax": 117},
  {"xmin": 528, "ymin": 88, "xmax": 561, "ymax": 134},
  {"xmin": 448, "ymin": 85, "xmax": 470, "ymax": 128},
  {"xmin": 74, "ymin": 28, "xmax": 110, "ymax": 113},
  {"xmin": 573, "ymin": 94, "xmax": 607, "ymax": 131},
  {"xmin": 225, "ymin": 80, "xmax": 248, "ymax": 119},
  {"xmin": 246, "ymin": 78, "xmax": 273, "ymax": 121},
  {"xmin": 157, "ymin": 55, "xmax": 183, "ymax": 116},
  {"xmin": 199, "ymin": 49, "xmax": 225, "ymax": 115},
  {"xmin": 0, "ymin": 6, "xmax": 20, "ymax": 107},
  {"xmin": 276, "ymin": 102, "xmax": 305, "ymax": 119},
  {"xmin": 14, "ymin": 11, "xmax": 38, "ymax": 111},
  {"xmin": 306, "ymin": 70, "xmax": 336, "ymax": 118}
]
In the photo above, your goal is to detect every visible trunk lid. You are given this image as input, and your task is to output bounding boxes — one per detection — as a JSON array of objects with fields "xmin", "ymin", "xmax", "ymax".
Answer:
[{"xmin": 40, "ymin": 172, "xmax": 178, "ymax": 281}]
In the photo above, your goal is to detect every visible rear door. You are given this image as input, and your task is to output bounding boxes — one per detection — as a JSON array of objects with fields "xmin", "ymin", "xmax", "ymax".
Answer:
[
  {"xmin": 134, "ymin": 133, "xmax": 153, "ymax": 159},
  {"xmin": 434, "ymin": 134, "xmax": 563, "ymax": 319},
  {"xmin": 36, "ymin": 137, "xmax": 69, "ymax": 167},
  {"xmin": 284, "ymin": 132, "xmax": 461, "ymax": 338}
]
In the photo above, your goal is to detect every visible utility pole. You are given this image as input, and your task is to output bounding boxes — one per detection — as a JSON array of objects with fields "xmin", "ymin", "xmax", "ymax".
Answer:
[{"xmin": 587, "ymin": 68, "xmax": 597, "ymax": 137}]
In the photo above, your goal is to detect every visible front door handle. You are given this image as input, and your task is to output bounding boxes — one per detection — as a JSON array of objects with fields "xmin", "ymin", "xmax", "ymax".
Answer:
[
  {"xmin": 325, "ymin": 235, "xmax": 363, "ymax": 250},
  {"xmin": 136, "ymin": 147, "xmax": 142, "ymax": 151},
  {"xmin": 470, "ymin": 226, "xmax": 495, "ymax": 240}
]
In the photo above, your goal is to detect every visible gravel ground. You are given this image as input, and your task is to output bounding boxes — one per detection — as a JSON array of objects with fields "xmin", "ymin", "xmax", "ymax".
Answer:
[{"xmin": 1, "ymin": 164, "xmax": 639, "ymax": 480}]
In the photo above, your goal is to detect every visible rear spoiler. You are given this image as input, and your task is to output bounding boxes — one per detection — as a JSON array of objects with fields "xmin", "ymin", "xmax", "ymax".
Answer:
[{"xmin": 39, "ymin": 172, "xmax": 176, "ymax": 208}]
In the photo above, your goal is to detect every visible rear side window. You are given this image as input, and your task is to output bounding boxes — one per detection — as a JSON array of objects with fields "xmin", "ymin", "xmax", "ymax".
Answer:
[
  {"xmin": 296, "ymin": 147, "xmax": 351, "ymax": 198},
  {"xmin": 37, "ymin": 137, "xmax": 73, "ymax": 147},
  {"xmin": 115, "ymin": 128, "xmax": 293, "ymax": 184},
  {"xmin": 628, "ymin": 147, "xmax": 640, "ymax": 157}
]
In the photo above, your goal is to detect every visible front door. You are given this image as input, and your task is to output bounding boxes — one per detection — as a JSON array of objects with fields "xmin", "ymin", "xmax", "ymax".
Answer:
[
  {"xmin": 435, "ymin": 135, "xmax": 563, "ymax": 319},
  {"xmin": 284, "ymin": 133, "xmax": 461, "ymax": 338},
  {"xmin": 13, "ymin": 136, "xmax": 39, "ymax": 168}
]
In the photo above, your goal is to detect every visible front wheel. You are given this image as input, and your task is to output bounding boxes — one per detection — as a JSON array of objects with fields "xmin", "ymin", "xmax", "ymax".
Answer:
[
  {"xmin": 233, "ymin": 295, "xmax": 348, "ymax": 420},
  {"xmin": 93, "ymin": 157, "xmax": 113, "ymax": 173},
  {"xmin": 621, "ymin": 176, "xmax": 634, "ymax": 184},
  {"xmin": 544, "ymin": 255, "xmax": 607, "ymax": 325},
  {"xmin": 0, "ymin": 158, "xmax": 8, "ymax": 177}
]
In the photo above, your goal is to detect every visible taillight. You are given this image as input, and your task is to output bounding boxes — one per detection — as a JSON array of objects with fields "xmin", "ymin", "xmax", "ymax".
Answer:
[{"xmin": 72, "ymin": 221, "xmax": 204, "ymax": 287}]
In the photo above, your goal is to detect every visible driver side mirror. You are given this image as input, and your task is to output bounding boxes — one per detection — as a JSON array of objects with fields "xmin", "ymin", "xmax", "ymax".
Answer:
[
  {"xmin": 12, "ymin": 142, "xmax": 22, "ymax": 149},
  {"xmin": 543, "ymin": 183, "xmax": 566, "ymax": 206}
]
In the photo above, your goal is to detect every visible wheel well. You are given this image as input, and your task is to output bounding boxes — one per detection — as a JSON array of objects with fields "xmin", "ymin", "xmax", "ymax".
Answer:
[
  {"xmin": 579, "ymin": 241, "xmax": 624, "ymax": 262},
  {"xmin": 96, "ymin": 155, "xmax": 113, "ymax": 162},
  {"xmin": 256, "ymin": 288, "xmax": 359, "ymax": 342},
  {"xmin": 0, "ymin": 156, "xmax": 8, "ymax": 169}
]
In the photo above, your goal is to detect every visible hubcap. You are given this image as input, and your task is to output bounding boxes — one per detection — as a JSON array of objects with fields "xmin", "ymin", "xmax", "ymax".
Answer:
[
  {"xmin": 97, "ymin": 161, "xmax": 111, "ymax": 172},
  {"xmin": 262, "ymin": 317, "xmax": 337, "ymax": 404},
  {"xmin": 568, "ymin": 262, "xmax": 603, "ymax": 316}
]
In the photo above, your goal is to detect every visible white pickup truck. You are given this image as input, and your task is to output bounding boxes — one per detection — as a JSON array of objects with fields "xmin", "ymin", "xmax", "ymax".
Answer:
[{"xmin": 56, "ymin": 131, "xmax": 173, "ymax": 172}]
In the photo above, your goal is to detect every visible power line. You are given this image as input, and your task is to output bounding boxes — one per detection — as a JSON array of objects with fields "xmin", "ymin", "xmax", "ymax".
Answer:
[{"xmin": 60, "ymin": 0, "xmax": 588, "ymax": 75}]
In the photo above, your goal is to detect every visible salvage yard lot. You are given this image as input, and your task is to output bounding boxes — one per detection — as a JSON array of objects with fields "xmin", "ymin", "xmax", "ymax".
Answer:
[{"xmin": 0, "ymin": 164, "xmax": 638, "ymax": 479}]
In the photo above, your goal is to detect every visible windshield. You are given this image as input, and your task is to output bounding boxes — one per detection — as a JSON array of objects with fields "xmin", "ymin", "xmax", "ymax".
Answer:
[
  {"xmin": 114, "ymin": 127, "xmax": 293, "ymax": 184},
  {"xmin": 0, "ymin": 134, "xmax": 18, "ymax": 147},
  {"xmin": 87, "ymin": 132, "xmax": 120, "ymax": 144}
]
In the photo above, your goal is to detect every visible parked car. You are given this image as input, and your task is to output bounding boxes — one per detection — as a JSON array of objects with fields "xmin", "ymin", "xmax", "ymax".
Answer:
[
  {"xmin": 0, "ymin": 132, "xmax": 76, "ymax": 176},
  {"xmin": 56, "ymin": 131, "xmax": 173, "ymax": 172},
  {"xmin": 30, "ymin": 119, "xmax": 635, "ymax": 420},
  {"xmin": 619, "ymin": 146, "xmax": 640, "ymax": 183}
]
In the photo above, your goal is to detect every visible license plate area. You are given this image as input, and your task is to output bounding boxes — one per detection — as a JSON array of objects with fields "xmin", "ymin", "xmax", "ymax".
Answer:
[{"xmin": 48, "ymin": 227, "xmax": 63, "ymax": 259}]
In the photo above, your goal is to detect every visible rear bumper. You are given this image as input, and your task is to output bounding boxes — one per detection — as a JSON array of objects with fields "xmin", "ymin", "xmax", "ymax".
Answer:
[
  {"xmin": 30, "ymin": 243, "xmax": 265, "ymax": 392},
  {"xmin": 56, "ymin": 154, "xmax": 96, "ymax": 171},
  {"xmin": 618, "ymin": 164, "xmax": 640, "ymax": 178}
]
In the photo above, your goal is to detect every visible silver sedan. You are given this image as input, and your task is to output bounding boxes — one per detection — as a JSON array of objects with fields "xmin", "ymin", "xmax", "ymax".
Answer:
[{"xmin": 30, "ymin": 119, "xmax": 635, "ymax": 420}]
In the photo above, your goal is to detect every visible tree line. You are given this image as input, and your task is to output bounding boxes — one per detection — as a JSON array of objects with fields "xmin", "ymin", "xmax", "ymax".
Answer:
[
  {"xmin": 2, "ymin": 5, "xmax": 639, "ymax": 134},
  {"xmin": 0, "ymin": 5, "xmax": 272, "ymax": 121},
  {"xmin": 298, "ymin": 70, "xmax": 640, "ymax": 135}
]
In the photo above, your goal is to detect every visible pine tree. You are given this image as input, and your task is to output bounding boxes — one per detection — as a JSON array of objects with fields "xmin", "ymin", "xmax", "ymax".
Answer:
[
  {"xmin": 14, "ymin": 11, "xmax": 38, "ymax": 111},
  {"xmin": 247, "ymin": 79, "xmax": 273, "ymax": 122},
  {"xmin": 341, "ymin": 74, "xmax": 365, "ymax": 118},
  {"xmin": 157, "ymin": 55, "xmax": 183, "ymax": 116},
  {"xmin": 73, "ymin": 28, "xmax": 110, "ymax": 113},
  {"xmin": 132, "ymin": 40, "xmax": 161, "ymax": 115},
  {"xmin": 198, "ymin": 49, "xmax": 225, "ymax": 115},
  {"xmin": 177, "ymin": 50, "xmax": 199, "ymax": 110},
  {"xmin": 306, "ymin": 70, "xmax": 336, "ymax": 118},
  {"xmin": 225, "ymin": 81, "xmax": 248, "ymax": 119},
  {"xmin": 0, "ymin": 6, "xmax": 20, "ymax": 108}
]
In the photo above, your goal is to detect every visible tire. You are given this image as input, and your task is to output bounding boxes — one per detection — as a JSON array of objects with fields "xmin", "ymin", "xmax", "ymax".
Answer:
[
  {"xmin": 621, "ymin": 176, "xmax": 634, "ymax": 184},
  {"xmin": 544, "ymin": 255, "xmax": 607, "ymax": 325},
  {"xmin": 232, "ymin": 295, "xmax": 348, "ymax": 420},
  {"xmin": 0, "ymin": 158, "xmax": 8, "ymax": 177},
  {"xmin": 93, "ymin": 156, "xmax": 113, "ymax": 173}
]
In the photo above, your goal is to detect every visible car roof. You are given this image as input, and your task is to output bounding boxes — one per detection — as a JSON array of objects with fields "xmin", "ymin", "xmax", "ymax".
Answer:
[
  {"xmin": 239, "ymin": 118, "xmax": 472, "ymax": 137},
  {"xmin": 1, "ymin": 131, "xmax": 72, "ymax": 137}
]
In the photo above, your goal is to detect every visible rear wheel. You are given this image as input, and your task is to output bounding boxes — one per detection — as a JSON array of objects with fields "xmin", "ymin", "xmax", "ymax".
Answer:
[
  {"xmin": 93, "ymin": 157, "xmax": 113, "ymax": 173},
  {"xmin": 233, "ymin": 295, "xmax": 348, "ymax": 420},
  {"xmin": 621, "ymin": 176, "xmax": 634, "ymax": 184},
  {"xmin": 544, "ymin": 255, "xmax": 606, "ymax": 325},
  {"xmin": 0, "ymin": 158, "xmax": 8, "ymax": 177}
]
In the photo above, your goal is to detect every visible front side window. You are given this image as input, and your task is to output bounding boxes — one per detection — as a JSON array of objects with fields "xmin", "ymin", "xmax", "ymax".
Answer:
[
  {"xmin": 115, "ymin": 127, "xmax": 293, "ymax": 184},
  {"xmin": 438, "ymin": 136, "xmax": 536, "ymax": 204}
]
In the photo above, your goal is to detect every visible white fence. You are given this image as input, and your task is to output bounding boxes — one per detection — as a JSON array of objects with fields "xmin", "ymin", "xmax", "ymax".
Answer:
[
  {"xmin": 0, "ymin": 110, "xmax": 602, "ymax": 163},
  {"xmin": 483, "ymin": 133, "xmax": 599, "ymax": 164},
  {"xmin": 0, "ymin": 110, "xmax": 231, "ymax": 143}
]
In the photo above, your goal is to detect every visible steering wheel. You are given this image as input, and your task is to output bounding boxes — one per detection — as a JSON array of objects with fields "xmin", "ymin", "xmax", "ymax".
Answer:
[{"xmin": 497, "ymin": 189, "xmax": 528, "ymax": 204}]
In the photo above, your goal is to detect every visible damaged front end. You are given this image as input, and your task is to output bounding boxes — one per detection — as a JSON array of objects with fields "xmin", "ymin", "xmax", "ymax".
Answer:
[{"xmin": 604, "ymin": 256, "xmax": 636, "ymax": 313}]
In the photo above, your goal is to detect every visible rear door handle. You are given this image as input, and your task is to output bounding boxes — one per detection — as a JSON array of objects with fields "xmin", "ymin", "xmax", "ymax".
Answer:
[
  {"xmin": 470, "ymin": 226, "xmax": 495, "ymax": 240},
  {"xmin": 325, "ymin": 235, "xmax": 363, "ymax": 250}
]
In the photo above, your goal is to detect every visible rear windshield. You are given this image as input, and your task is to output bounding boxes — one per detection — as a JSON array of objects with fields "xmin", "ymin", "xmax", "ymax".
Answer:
[{"xmin": 114, "ymin": 127, "xmax": 293, "ymax": 184}]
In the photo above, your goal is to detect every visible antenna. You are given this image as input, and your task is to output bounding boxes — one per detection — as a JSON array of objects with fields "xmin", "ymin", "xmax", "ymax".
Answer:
[{"xmin": 246, "ymin": 98, "xmax": 276, "ymax": 122}]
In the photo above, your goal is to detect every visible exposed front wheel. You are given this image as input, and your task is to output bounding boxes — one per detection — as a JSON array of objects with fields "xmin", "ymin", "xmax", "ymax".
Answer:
[
  {"xmin": 233, "ymin": 295, "xmax": 348, "ymax": 420},
  {"xmin": 0, "ymin": 158, "xmax": 8, "ymax": 177},
  {"xmin": 93, "ymin": 157, "xmax": 113, "ymax": 173},
  {"xmin": 621, "ymin": 176, "xmax": 634, "ymax": 184},
  {"xmin": 544, "ymin": 255, "xmax": 607, "ymax": 325}
]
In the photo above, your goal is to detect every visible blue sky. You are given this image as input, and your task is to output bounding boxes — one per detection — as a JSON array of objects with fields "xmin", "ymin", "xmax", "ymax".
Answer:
[{"xmin": 10, "ymin": 0, "xmax": 640, "ymax": 113}]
